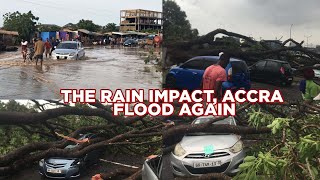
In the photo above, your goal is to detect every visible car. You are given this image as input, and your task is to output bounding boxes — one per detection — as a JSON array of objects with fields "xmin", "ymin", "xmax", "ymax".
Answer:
[
  {"xmin": 38, "ymin": 133, "xmax": 103, "ymax": 179},
  {"xmin": 123, "ymin": 39, "xmax": 138, "ymax": 46},
  {"xmin": 170, "ymin": 116, "xmax": 245, "ymax": 177},
  {"xmin": 165, "ymin": 56, "xmax": 251, "ymax": 92},
  {"xmin": 249, "ymin": 59, "xmax": 293, "ymax": 86},
  {"xmin": 51, "ymin": 41, "xmax": 85, "ymax": 60}
]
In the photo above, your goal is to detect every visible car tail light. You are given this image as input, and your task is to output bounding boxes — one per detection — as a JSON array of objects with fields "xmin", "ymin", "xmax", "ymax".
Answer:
[{"xmin": 280, "ymin": 67, "xmax": 285, "ymax": 74}]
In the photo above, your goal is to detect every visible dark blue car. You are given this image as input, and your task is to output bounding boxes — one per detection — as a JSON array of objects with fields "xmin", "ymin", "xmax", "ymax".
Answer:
[{"xmin": 165, "ymin": 56, "xmax": 251, "ymax": 92}]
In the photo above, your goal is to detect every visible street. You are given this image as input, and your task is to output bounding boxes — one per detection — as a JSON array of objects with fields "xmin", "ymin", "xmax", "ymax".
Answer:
[{"xmin": 0, "ymin": 47, "xmax": 162, "ymax": 99}]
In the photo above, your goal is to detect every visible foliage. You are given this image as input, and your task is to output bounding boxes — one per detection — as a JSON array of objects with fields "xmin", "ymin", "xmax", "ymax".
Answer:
[
  {"xmin": 77, "ymin": 19, "xmax": 101, "ymax": 32},
  {"xmin": 63, "ymin": 23, "xmax": 78, "ymax": 30},
  {"xmin": 236, "ymin": 106, "xmax": 320, "ymax": 180},
  {"xmin": 37, "ymin": 24, "xmax": 61, "ymax": 32},
  {"xmin": 2, "ymin": 11, "xmax": 39, "ymax": 41},
  {"xmin": 103, "ymin": 23, "xmax": 118, "ymax": 33},
  {"xmin": 163, "ymin": 0, "xmax": 198, "ymax": 42}
]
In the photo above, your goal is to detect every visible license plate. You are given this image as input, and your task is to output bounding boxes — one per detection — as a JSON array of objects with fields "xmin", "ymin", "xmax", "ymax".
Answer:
[
  {"xmin": 47, "ymin": 169, "xmax": 62, "ymax": 174},
  {"xmin": 193, "ymin": 161, "xmax": 222, "ymax": 168}
]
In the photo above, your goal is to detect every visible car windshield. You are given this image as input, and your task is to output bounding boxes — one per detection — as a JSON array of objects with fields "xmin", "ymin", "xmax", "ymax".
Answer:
[
  {"xmin": 186, "ymin": 117, "xmax": 235, "ymax": 136},
  {"xmin": 56, "ymin": 43, "xmax": 77, "ymax": 49}
]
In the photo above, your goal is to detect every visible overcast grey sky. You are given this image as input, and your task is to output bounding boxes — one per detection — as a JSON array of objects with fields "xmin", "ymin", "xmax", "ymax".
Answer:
[
  {"xmin": 176, "ymin": 0, "xmax": 320, "ymax": 46},
  {"xmin": 0, "ymin": 0, "xmax": 162, "ymax": 26}
]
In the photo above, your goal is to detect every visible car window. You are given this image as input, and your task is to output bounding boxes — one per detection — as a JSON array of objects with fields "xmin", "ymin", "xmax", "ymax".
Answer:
[
  {"xmin": 255, "ymin": 61, "xmax": 266, "ymax": 71},
  {"xmin": 57, "ymin": 43, "xmax": 77, "ymax": 49},
  {"xmin": 193, "ymin": 116, "xmax": 236, "ymax": 126},
  {"xmin": 231, "ymin": 61, "xmax": 249, "ymax": 74},
  {"xmin": 265, "ymin": 61, "xmax": 280, "ymax": 72},
  {"xmin": 203, "ymin": 60, "xmax": 217, "ymax": 70},
  {"xmin": 181, "ymin": 59, "xmax": 203, "ymax": 70}
]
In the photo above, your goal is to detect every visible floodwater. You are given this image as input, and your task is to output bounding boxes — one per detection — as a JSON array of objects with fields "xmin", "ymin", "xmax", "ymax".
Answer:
[{"xmin": 0, "ymin": 47, "xmax": 162, "ymax": 99}]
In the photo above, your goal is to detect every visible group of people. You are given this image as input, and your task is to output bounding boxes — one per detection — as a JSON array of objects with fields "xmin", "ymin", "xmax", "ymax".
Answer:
[
  {"xmin": 202, "ymin": 52, "xmax": 320, "ymax": 104},
  {"xmin": 21, "ymin": 37, "xmax": 60, "ymax": 66}
]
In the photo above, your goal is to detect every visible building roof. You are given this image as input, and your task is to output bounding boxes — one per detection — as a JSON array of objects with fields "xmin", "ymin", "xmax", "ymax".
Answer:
[
  {"xmin": 120, "ymin": 9, "xmax": 162, "ymax": 13},
  {"xmin": 0, "ymin": 29, "xmax": 19, "ymax": 36}
]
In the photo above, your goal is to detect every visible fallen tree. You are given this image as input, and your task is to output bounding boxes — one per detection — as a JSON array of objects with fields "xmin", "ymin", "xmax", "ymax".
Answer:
[
  {"xmin": 0, "ymin": 100, "xmax": 319, "ymax": 179},
  {"xmin": 163, "ymin": 29, "xmax": 320, "ymax": 68}
]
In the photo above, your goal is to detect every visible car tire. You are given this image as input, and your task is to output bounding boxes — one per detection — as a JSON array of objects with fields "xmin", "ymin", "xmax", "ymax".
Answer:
[
  {"xmin": 76, "ymin": 55, "xmax": 79, "ymax": 60},
  {"xmin": 165, "ymin": 75, "xmax": 176, "ymax": 89}
]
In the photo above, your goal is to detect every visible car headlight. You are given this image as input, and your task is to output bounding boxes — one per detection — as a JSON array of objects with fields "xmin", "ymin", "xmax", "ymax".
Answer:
[
  {"xmin": 71, "ymin": 159, "xmax": 81, "ymax": 166},
  {"xmin": 39, "ymin": 159, "xmax": 44, "ymax": 166},
  {"xmin": 173, "ymin": 143, "xmax": 186, "ymax": 157},
  {"xmin": 230, "ymin": 140, "xmax": 243, "ymax": 153},
  {"xmin": 69, "ymin": 52, "xmax": 76, "ymax": 56}
]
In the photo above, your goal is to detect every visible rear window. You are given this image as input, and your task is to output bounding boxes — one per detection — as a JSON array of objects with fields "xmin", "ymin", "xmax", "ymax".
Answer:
[{"xmin": 231, "ymin": 61, "xmax": 248, "ymax": 74}]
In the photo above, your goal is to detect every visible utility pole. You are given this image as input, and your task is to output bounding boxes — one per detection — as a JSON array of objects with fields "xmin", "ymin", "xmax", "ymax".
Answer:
[
  {"xmin": 290, "ymin": 24, "xmax": 293, "ymax": 39},
  {"xmin": 304, "ymin": 35, "xmax": 312, "ymax": 48}
]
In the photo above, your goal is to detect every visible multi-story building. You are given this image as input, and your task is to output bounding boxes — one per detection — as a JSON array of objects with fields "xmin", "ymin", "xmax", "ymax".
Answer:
[{"xmin": 120, "ymin": 9, "xmax": 162, "ymax": 32}]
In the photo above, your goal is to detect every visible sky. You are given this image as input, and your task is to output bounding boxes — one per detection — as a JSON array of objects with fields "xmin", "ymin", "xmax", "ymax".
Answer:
[
  {"xmin": 175, "ymin": 0, "xmax": 320, "ymax": 46},
  {"xmin": 0, "ymin": 0, "xmax": 162, "ymax": 26}
]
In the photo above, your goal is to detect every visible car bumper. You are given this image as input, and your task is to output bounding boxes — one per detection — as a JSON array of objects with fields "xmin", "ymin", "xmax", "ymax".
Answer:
[
  {"xmin": 52, "ymin": 54, "xmax": 77, "ymax": 60},
  {"xmin": 39, "ymin": 165, "xmax": 80, "ymax": 179},
  {"xmin": 170, "ymin": 150, "xmax": 245, "ymax": 177}
]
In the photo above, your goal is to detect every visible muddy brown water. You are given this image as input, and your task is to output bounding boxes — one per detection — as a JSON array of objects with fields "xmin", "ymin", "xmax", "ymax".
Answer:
[{"xmin": 0, "ymin": 47, "xmax": 162, "ymax": 99}]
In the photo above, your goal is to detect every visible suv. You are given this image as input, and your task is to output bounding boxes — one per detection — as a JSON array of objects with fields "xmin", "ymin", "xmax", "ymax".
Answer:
[
  {"xmin": 165, "ymin": 56, "xmax": 251, "ymax": 92},
  {"xmin": 249, "ymin": 59, "xmax": 293, "ymax": 86}
]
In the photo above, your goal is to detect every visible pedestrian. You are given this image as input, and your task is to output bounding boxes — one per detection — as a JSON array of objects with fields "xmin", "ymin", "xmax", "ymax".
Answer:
[
  {"xmin": 51, "ymin": 39, "xmax": 59, "ymax": 55},
  {"xmin": 44, "ymin": 38, "xmax": 52, "ymax": 59},
  {"xmin": 34, "ymin": 37, "xmax": 45, "ymax": 66},
  {"xmin": 21, "ymin": 39, "xmax": 28, "ymax": 62},
  {"xmin": 299, "ymin": 68, "xmax": 320, "ymax": 103},
  {"xmin": 201, "ymin": 52, "xmax": 230, "ymax": 103}
]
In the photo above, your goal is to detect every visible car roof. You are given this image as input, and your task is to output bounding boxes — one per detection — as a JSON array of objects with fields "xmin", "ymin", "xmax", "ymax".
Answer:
[
  {"xmin": 60, "ymin": 41, "xmax": 79, "ymax": 44},
  {"xmin": 263, "ymin": 59, "xmax": 289, "ymax": 63},
  {"xmin": 189, "ymin": 56, "xmax": 244, "ymax": 62}
]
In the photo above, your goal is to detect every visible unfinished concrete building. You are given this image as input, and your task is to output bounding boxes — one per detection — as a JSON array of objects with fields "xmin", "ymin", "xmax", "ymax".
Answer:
[{"xmin": 120, "ymin": 9, "xmax": 162, "ymax": 32}]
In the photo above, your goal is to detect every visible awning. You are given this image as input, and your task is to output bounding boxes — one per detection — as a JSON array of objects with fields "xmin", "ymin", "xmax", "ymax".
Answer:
[{"xmin": 0, "ymin": 29, "xmax": 19, "ymax": 36}]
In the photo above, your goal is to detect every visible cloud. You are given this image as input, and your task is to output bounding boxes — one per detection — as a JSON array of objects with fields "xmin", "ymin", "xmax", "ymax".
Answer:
[{"xmin": 175, "ymin": 0, "xmax": 320, "ymax": 45}]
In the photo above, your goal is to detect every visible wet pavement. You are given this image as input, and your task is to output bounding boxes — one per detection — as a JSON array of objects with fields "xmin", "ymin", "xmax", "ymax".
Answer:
[{"xmin": 0, "ymin": 47, "xmax": 162, "ymax": 99}]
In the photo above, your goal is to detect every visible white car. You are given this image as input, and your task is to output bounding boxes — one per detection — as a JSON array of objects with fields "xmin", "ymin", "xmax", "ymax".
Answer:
[
  {"xmin": 52, "ymin": 41, "xmax": 85, "ymax": 60},
  {"xmin": 170, "ymin": 116, "xmax": 245, "ymax": 177}
]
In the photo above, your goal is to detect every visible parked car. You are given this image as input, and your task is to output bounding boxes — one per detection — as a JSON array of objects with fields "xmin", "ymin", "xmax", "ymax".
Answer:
[
  {"xmin": 249, "ymin": 59, "xmax": 293, "ymax": 86},
  {"xmin": 51, "ymin": 41, "xmax": 85, "ymax": 60},
  {"xmin": 142, "ymin": 116, "xmax": 245, "ymax": 179},
  {"xmin": 38, "ymin": 133, "xmax": 103, "ymax": 179},
  {"xmin": 123, "ymin": 39, "xmax": 138, "ymax": 46},
  {"xmin": 170, "ymin": 116, "xmax": 245, "ymax": 177},
  {"xmin": 165, "ymin": 56, "xmax": 251, "ymax": 92}
]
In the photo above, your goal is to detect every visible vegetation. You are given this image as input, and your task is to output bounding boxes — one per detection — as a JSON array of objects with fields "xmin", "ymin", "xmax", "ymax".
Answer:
[
  {"xmin": 233, "ymin": 104, "xmax": 320, "ymax": 180},
  {"xmin": 103, "ymin": 23, "xmax": 118, "ymax": 32},
  {"xmin": 76, "ymin": 19, "xmax": 102, "ymax": 32},
  {"xmin": 2, "ymin": 11, "xmax": 39, "ymax": 41},
  {"xmin": 163, "ymin": 0, "xmax": 198, "ymax": 43}
]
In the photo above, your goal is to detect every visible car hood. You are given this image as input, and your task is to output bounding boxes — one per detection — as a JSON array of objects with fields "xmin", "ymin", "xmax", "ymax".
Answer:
[
  {"xmin": 45, "ymin": 157, "xmax": 78, "ymax": 166},
  {"xmin": 54, "ymin": 49, "xmax": 77, "ymax": 54},
  {"xmin": 180, "ymin": 134, "xmax": 239, "ymax": 152}
]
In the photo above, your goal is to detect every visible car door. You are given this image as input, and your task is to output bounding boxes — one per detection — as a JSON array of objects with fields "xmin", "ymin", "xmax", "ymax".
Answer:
[
  {"xmin": 264, "ymin": 61, "xmax": 280, "ymax": 82},
  {"xmin": 175, "ymin": 58, "xmax": 205, "ymax": 90},
  {"xmin": 250, "ymin": 60, "xmax": 266, "ymax": 81}
]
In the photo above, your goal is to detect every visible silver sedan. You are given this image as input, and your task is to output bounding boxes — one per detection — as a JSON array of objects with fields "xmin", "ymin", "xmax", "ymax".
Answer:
[{"xmin": 170, "ymin": 116, "xmax": 245, "ymax": 177}]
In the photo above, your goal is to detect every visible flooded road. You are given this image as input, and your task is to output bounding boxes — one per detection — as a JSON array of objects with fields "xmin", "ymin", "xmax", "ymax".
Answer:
[{"xmin": 0, "ymin": 47, "xmax": 162, "ymax": 99}]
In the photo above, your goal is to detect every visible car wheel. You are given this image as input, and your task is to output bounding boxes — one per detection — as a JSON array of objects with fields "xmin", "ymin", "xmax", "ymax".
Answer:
[
  {"xmin": 165, "ymin": 75, "xmax": 176, "ymax": 88},
  {"xmin": 76, "ymin": 55, "xmax": 79, "ymax": 60}
]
